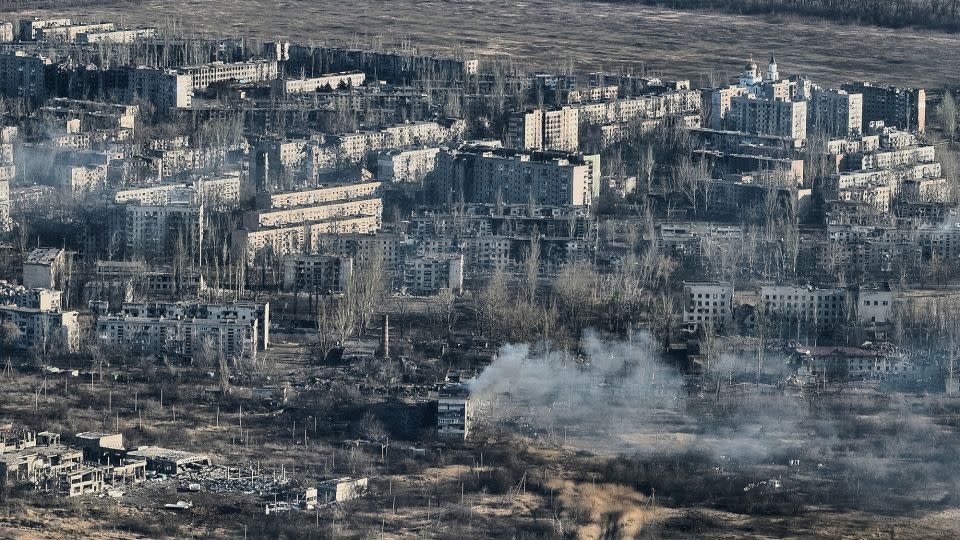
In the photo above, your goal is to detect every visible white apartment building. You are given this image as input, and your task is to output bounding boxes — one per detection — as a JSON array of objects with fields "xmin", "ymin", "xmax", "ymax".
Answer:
[
  {"xmin": 0, "ymin": 283, "xmax": 62, "ymax": 311},
  {"xmin": 125, "ymin": 202, "xmax": 203, "ymax": 262},
  {"xmin": 809, "ymin": 88, "xmax": 863, "ymax": 137},
  {"xmin": 126, "ymin": 67, "xmax": 193, "ymax": 111},
  {"xmin": 255, "ymin": 181, "xmax": 382, "ymax": 209},
  {"xmin": 760, "ymin": 283, "xmax": 892, "ymax": 326},
  {"xmin": 0, "ymin": 306, "xmax": 78, "ymax": 353},
  {"xmin": 682, "ymin": 282, "xmax": 733, "ymax": 329},
  {"xmin": 312, "ymin": 232, "xmax": 410, "ymax": 277},
  {"xmin": 274, "ymin": 71, "xmax": 365, "ymax": 95},
  {"xmin": 196, "ymin": 172, "xmax": 242, "ymax": 210},
  {"xmin": 506, "ymin": 107, "xmax": 579, "ymax": 153},
  {"xmin": 18, "ymin": 18, "xmax": 72, "ymax": 40},
  {"xmin": 0, "ymin": 180, "xmax": 9, "ymax": 233},
  {"xmin": 35, "ymin": 22, "xmax": 114, "ymax": 42},
  {"xmin": 75, "ymin": 27, "xmax": 155, "ymax": 44},
  {"xmin": 243, "ymin": 197, "xmax": 383, "ymax": 229},
  {"xmin": 234, "ymin": 215, "xmax": 381, "ymax": 264},
  {"xmin": 23, "ymin": 248, "xmax": 65, "ymax": 290},
  {"xmin": 179, "ymin": 60, "xmax": 278, "ymax": 90},
  {"xmin": 95, "ymin": 302, "xmax": 269, "ymax": 360},
  {"xmin": 846, "ymin": 146, "xmax": 936, "ymax": 170},
  {"xmin": 575, "ymin": 91, "xmax": 701, "ymax": 125},
  {"xmin": 728, "ymin": 95, "xmax": 807, "ymax": 140},
  {"xmin": 404, "ymin": 254, "xmax": 464, "ymax": 296},
  {"xmin": 377, "ymin": 148, "xmax": 440, "ymax": 183},
  {"xmin": 115, "ymin": 173, "xmax": 242, "ymax": 210},
  {"xmin": 332, "ymin": 120, "xmax": 465, "ymax": 165},
  {"xmin": 59, "ymin": 164, "xmax": 107, "ymax": 195},
  {"xmin": 436, "ymin": 384, "xmax": 474, "ymax": 440},
  {"xmin": 281, "ymin": 254, "xmax": 353, "ymax": 293},
  {"xmin": 437, "ymin": 147, "xmax": 600, "ymax": 207}
]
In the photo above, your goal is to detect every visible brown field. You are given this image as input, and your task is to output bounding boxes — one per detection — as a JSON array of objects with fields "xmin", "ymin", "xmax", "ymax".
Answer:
[{"xmin": 6, "ymin": 0, "xmax": 960, "ymax": 88}]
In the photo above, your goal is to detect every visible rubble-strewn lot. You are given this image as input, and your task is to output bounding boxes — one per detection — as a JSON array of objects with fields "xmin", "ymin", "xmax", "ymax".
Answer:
[{"xmin": 4, "ymin": 326, "xmax": 960, "ymax": 538}]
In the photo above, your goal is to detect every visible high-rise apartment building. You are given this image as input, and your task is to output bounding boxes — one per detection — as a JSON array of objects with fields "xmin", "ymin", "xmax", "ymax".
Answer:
[{"xmin": 506, "ymin": 106, "xmax": 579, "ymax": 152}]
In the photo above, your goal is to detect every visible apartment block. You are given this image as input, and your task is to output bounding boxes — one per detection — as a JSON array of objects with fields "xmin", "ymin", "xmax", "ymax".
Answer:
[
  {"xmin": 0, "ymin": 282, "xmax": 62, "ymax": 311},
  {"xmin": 574, "ymin": 91, "xmax": 701, "ymax": 125},
  {"xmin": 506, "ymin": 106, "xmax": 579, "ymax": 152},
  {"xmin": 682, "ymin": 282, "xmax": 733, "ymax": 329},
  {"xmin": 377, "ymin": 147, "xmax": 440, "ymax": 183},
  {"xmin": 95, "ymin": 301, "xmax": 269, "ymax": 360},
  {"xmin": 41, "ymin": 98, "xmax": 139, "ymax": 132},
  {"xmin": 58, "ymin": 164, "xmax": 107, "ymax": 195},
  {"xmin": 274, "ymin": 71, "xmax": 365, "ymax": 95},
  {"xmin": 728, "ymin": 95, "xmax": 807, "ymax": 139},
  {"xmin": 126, "ymin": 67, "xmax": 193, "ymax": 111},
  {"xmin": 281, "ymin": 254, "xmax": 353, "ymax": 293},
  {"xmin": 404, "ymin": 253, "xmax": 464, "ymax": 296},
  {"xmin": 759, "ymin": 283, "xmax": 892, "ymax": 326},
  {"xmin": 0, "ymin": 306, "xmax": 79, "ymax": 353},
  {"xmin": 255, "ymin": 181, "xmax": 382, "ymax": 210},
  {"xmin": 36, "ymin": 22, "xmax": 115, "ymax": 42},
  {"xmin": 243, "ymin": 197, "xmax": 383, "ymax": 229},
  {"xmin": 435, "ymin": 146, "xmax": 600, "ymax": 207},
  {"xmin": 808, "ymin": 88, "xmax": 863, "ymax": 137},
  {"xmin": 0, "ymin": 179, "xmax": 9, "ymax": 233},
  {"xmin": 75, "ymin": 27, "xmax": 156, "ymax": 44},
  {"xmin": 331, "ymin": 120, "xmax": 465, "ymax": 165},
  {"xmin": 179, "ymin": 60, "xmax": 278, "ymax": 91},
  {"xmin": 125, "ymin": 201, "xmax": 203, "ymax": 263},
  {"xmin": 18, "ymin": 18, "xmax": 72, "ymax": 40},
  {"xmin": 234, "ymin": 215, "xmax": 381, "ymax": 265},
  {"xmin": 23, "ymin": 248, "xmax": 65, "ymax": 290},
  {"xmin": 0, "ymin": 22, "xmax": 14, "ymax": 42},
  {"xmin": 0, "ymin": 52, "xmax": 50, "ymax": 102},
  {"xmin": 842, "ymin": 82, "xmax": 925, "ymax": 133}
]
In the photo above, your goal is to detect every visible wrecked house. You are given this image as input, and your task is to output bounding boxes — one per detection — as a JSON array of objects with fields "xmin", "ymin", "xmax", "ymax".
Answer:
[
  {"xmin": 789, "ymin": 344, "xmax": 918, "ymax": 385},
  {"xmin": 251, "ymin": 383, "xmax": 292, "ymax": 404},
  {"xmin": 0, "ymin": 438, "xmax": 84, "ymax": 488},
  {"xmin": 75, "ymin": 432, "xmax": 125, "ymax": 461},
  {"xmin": 57, "ymin": 466, "xmax": 104, "ymax": 497},
  {"xmin": 126, "ymin": 446, "xmax": 212, "ymax": 474},
  {"xmin": 317, "ymin": 477, "xmax": 368, "ymax": 503},
  {"xmin": 0, "ymin": 428, "xmax": 36, "ymax": 452}
]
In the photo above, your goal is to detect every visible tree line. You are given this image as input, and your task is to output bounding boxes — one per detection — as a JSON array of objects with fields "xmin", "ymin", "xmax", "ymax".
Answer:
[{"xmin": 606, "ymin": 0, "xmax": 960, "ymax": 32}]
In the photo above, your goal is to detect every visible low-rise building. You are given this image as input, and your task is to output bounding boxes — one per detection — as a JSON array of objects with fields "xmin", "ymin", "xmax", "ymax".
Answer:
[
  {"xmin": 317, "ymin": 477, "xmax": 368, "ymax": 503},
  {"xmin": 126, "ymin": 446, "xmax": 212, "ymax": 474}
]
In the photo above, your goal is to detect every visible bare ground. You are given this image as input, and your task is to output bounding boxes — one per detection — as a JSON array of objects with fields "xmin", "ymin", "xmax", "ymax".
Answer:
[{"xmin": 4, "ymin": 0, "xmax": 960, "ymax": 87}]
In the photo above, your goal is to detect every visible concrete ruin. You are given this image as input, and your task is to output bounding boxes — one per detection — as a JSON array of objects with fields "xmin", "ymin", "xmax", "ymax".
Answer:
[
  {"xmin": 126, "ymin": 446, "xmax": 212, "ymax": 474},
  {"xmin": 318, "ymin": 477, "xmax": 368, "ymax": 503}
]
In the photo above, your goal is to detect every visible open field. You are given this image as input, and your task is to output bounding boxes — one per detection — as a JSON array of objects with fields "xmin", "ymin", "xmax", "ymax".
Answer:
[{"xmin": 7, "ymin": 0, "xmax": 960, "ymax": 88}]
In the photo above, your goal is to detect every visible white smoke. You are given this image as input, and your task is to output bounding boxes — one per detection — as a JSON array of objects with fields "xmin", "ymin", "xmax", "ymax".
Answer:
[{"xmin": 469, "ymin": 330, "xmax": 807, "ymax": 457}]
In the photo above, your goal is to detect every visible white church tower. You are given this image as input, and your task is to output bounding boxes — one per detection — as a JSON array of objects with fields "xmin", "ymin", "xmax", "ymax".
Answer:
[{"xmin": 765, "ymin": 53, "xmax": 779, "ymax": 82}]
